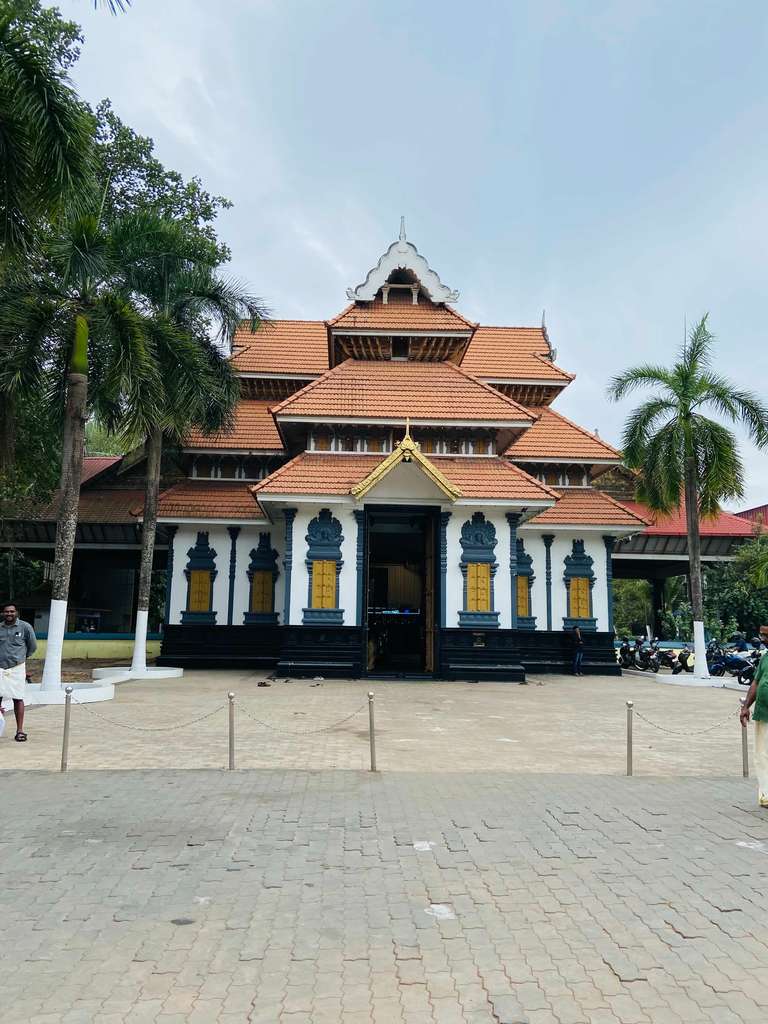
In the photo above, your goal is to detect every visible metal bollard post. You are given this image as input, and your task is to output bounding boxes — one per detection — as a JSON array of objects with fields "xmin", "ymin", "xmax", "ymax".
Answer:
[
  {"xmin": 228, "ymin": 692, "xmax": 235, "ymax": 771},
  {"xmin": 61, "ymin": 685, "xmax": 73, "ymax": 773},
  {"xmin": 626, "ymin": 700, "xmax": 634, "ymax": 777},
  {"xmin": 368, "ymin": 691, "xmax": 377, "ymax": 772},
  {"xmin": 740, "ymin": 698, "xmax": 749, "ymax": 778}
]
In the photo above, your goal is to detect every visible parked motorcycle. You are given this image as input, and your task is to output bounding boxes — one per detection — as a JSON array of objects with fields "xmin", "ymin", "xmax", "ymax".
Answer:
[
  {"xmin": 635, "ymin": 638, "xmax": 660, "ymax": 673},
  {"xmin": 708, "ymin": 640, "xmax": 751, "ymax": 678},
  {"xmin": 737, "ymin": 640, "xmax": 766, "ymax": 686},
  {"xmin": 618, "ymin": 637, "xmax": 636, "ymax": 669},
  {"xmin": 657, "ymin": 646, "xmax": 677, "ymax": 671}
]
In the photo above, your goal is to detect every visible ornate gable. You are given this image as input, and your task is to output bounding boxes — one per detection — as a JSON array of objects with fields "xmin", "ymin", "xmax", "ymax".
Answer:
[{"xmin": 346, "ymin": 219, "xmax": 459, "ymax": 304}]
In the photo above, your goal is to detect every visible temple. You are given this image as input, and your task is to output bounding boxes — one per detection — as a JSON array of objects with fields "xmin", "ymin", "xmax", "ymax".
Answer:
[
  {"xmin": 154, "ymin": 222, "xmax": 649, "ymax": 679},
  {"xmin": 6, "ymin": 224, "xmax": 756, "ymax": 677}
]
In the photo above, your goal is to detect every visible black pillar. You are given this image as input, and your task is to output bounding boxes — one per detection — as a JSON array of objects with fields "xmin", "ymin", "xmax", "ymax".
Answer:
[{"xmin": 651, "ymin": 577, "xmax": 664, "ymax": 638}]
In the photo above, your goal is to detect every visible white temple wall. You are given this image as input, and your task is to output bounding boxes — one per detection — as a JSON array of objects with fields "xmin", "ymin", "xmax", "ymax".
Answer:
[
  {"xmin": 445, "ymin": 507, "xmax": 511, "ymax": 629},
  {"xmin": 521, "ymin": 529, "xmax": 610, "ymax": 632},
  {"xmin": 168, "ymin": 523, "xmax": 286, "ymax": 625},
  {"xmin": 289, "ymin": 504, "xmax": 359, "ymax": 625}
]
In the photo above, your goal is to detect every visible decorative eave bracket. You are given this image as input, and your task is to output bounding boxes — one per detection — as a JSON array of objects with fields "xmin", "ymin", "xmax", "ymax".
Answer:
[
  {"xmin": 346, "ymin": 218, "xmax": 460, "ymax": 303},
  {"xmin": 352, "ymin": 422, "xmax": 462, "ymax": 502}
]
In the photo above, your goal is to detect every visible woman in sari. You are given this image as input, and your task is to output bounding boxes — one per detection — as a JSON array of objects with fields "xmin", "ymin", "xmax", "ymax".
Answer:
[{"xmin": 740, "ymin": 651, "xmax": 768, "ymax": 807}]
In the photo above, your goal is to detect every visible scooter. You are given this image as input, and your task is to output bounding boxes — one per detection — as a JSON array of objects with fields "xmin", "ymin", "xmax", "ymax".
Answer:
[{"xmin": 672, "ymin": 646, "xmax": 694, "ymax": 674}]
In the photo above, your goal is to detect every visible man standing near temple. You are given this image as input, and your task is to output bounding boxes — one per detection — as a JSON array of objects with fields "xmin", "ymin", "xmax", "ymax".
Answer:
[
  {"xmin": 0, "ymin": 602, "xmax": 37, "ymax": 742},
  {"xmin": 740, "ymin": 651, "xmax": 768, "ymax": 807}
]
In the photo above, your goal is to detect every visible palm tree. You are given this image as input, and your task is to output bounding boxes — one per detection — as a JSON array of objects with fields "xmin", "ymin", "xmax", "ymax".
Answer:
[
  {"xmin": 101, "ymin": 221, "xmax": 266, "ymax": 674},
  {"xmin": 0, "ymin": 209, "xmax": 161, "ymax": 689},
  {"xmin": 608, "ymin": 316, "xmax": 768, "ymax": 678},
  {"xmin": 0, "ymin": 11, "xmax": 94, "ymax": 260}
]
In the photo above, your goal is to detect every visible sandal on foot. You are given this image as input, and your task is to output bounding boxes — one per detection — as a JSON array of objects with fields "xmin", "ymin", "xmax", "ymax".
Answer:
[{"xmin": 14, "ymin": 732, "xmax": 27, "ymax": 742}]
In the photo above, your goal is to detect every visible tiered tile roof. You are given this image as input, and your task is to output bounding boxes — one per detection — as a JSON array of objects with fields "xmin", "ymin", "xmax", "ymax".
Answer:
[
  {"xmin": 461, "ymin": 326, "xmax": 574, "ymax": 383},
  {"xmin": 252, "ymin": 452, "xmax": 556, "ymax": 502},
  {"xmin": 506, "ymin": 407, "xmax": 621, "ymax": 462},
  {"xmin": 10, "ymin": 488, "xmax": 145, "ymax": 524},
  {"xmin": 80, "ymin": 456, "xmax": 121, "ymax": 483},
  {"xmin": 154, "ymin": 481, "xmax": 265, "ymax": 521},
  {"xmin": 528, "ymin": 488, "xmax": 649, "ymax": 527},
  {"xmin": 329, "ymin": 295, "xmax": 475, "ymax": 333},
  {"xmin": 185, "ymin": 400, "xmax": 283, "ymax": 451},
  {"xmin": 230, "ymin": 320, "xmax": 328, "ymax": 375},
  {"xmin": 272, "ymin": 359, "xmax": 534, "ymax": 424}
]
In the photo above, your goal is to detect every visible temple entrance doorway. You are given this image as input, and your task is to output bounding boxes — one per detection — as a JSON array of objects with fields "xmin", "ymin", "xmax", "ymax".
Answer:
[{"xmin": 365, "ymin": 508, "xmax": 437, "ymax": 676}]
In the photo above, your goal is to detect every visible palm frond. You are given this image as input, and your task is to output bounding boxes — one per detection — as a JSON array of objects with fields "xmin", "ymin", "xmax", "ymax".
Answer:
[
  {"xmin": 619, "ymin": 397, "xmax": 677, "ymax": 467},
  {"xmin": 696, "ymin": 373, "xmax": 768, "ymax": 445},
  {"xmin": 691, "ymin": 415, "xmax": 744, "ymax": 515},
  {"xmin": 607, "ymin": 364, "xmax": 678, "ymax": 402}
]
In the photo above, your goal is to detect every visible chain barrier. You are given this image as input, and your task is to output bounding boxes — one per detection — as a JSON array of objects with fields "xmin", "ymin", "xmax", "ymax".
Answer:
[
  {"xmin": 633, "ymin": 707, "xmax": 738, "ymax": 737},
  {"xmin": 237, "ymin": 699, "xmax": 369, "ymax": 736},
  {"xmin": 71, "ymin": 695, "xmax": 227, "ymax": 733}
]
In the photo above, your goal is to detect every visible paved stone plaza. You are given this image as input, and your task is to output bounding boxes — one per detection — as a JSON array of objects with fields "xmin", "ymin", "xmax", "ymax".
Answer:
[
  {"xmin": 2, "ymin": 769, "xmax": 768, "ymax": 1024},
  {"xmin": 2, "ymin": 674, "xmax": 767, "ymax": 1023},
  {"xmin": 0, "ymin": 671, "xmax": 754, "ymax": 775}
]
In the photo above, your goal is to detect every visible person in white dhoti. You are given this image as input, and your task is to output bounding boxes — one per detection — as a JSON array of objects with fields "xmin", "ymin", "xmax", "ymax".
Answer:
[
  {"xmin": 740, "ymin": 650, "xmax": 768, "ymax": 807},
  {"xmin": 0, "ymin": 603, "xmax": 37, "ymax": 742}
]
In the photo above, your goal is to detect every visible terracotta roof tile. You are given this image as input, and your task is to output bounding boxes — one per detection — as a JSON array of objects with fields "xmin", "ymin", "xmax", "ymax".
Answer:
[
  {"xmin": 154, "ymin": 481, "xmax": 265, "ymax": 521},
  {"xmin": 9, "ymin": 489, "xmax": 145, "ymax": 524},
  {"xmin": 80, "ymin": 456, "xmax": 122, "ymax": 483},
  {"xmin": 271, "ymin": 359, "xmax": 534, "ymax": 424},
  {"xmin": 185, "ymin": 400, "xmax": 283, "ymax": 451},
  {"xmin": 506, "ymin": 406, "xmax": 621, "ymax": 461},
  {"xmin": 230, "ymin": 320, "xmax": 328, "ymax": 375},
  {"xmin": 623, "ymin": 500, "xmax": 755, "ymax": 537},
  {"xmin": 252, "ymin": 452, "xmax": 555, "ymax": 502},
  {"xmin": 528, "ymin": 488, "xmax": 649, "ymax": 527},
  {"xmin": 461, "ymin": 326, "xmax": 574, "ymax": 383},
  {"xmin": 330, "ymin": 293, "xmax": 475, "ymax": 332}
]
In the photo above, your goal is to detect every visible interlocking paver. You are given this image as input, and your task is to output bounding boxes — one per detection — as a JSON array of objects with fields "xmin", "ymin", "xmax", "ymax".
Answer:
[{"xmin": 2, "ymin": 669, "xmax": 768, "ymax": 1024}]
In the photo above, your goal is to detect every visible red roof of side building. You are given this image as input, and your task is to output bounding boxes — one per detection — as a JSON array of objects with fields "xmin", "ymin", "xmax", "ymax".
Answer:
[
  {"xmin": 252, "ymin": 452, "xmax": 557, "ymax": 503},
  {"xmin": 271, "ymin": 359, "xmax": 535, "ymax": 424},
  {"xmin": 184, "ymin": 400, "xmax": 283, "ymax": 451},
  {"xmin": 528, "ymin": 488, "xmax": 649, "ymax": 527},
  {"xmin": 81, "ymin": 456, "xmax": 122, "ymax": 483},
  {"xmin": 152, "ymin": 481, "xmax": 265, "ymax": 521},
  {"xmin": 623, "ymin": 500, "xmax": 756, "ymax": 537},
  {"xmin": 737, "ymin": 504, "xmax": 768, "ymax": 524},
  {"xmin": 230, "ymin": 320, "xmax": 328, "ymax": 375},
  {"xmin": 461, "ymin": 326, "xmax": 574, "ymax": 383},
  {"xmin": 10, "ymin": 488, "xmax": 145, "ymax": 524},
  {"xmin": 329, "ymin": 294, "xmax": 475, "ymax": 332},
  {"xmin": 506, "ymin": 406, "xmax": 621, "ymax": 462}
]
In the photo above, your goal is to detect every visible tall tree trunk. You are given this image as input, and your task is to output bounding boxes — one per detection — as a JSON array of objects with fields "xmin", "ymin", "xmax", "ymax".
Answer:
[
  {"xmin": 0, "ymin": 391, "xmax": 16, "ymax": 479},
  {"xmin": 130, "ymin": 428, "xmax": 162, "ymax": 674},
  {"xmin": 684, "ymin": 455, "xmax": 709, "ymax": 679},
  {"xmin": 41, "ymin": 316, "xmax": 88, "ymax": 690}
]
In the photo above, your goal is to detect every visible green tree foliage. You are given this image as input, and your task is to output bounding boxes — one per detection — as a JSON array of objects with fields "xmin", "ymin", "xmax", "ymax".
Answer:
[
  {"xmin": 93, "ymin": 100, "xmax": 231, "ymax": 265},
  {"xmin": 0, "ymin": 0, "xmax": 94, "ymax": 258},
  {"xmin": 0, "ymin": 548, "xmax": 47, "ymax": 603},
  {"xmin": 608, "ymin": 317, "xmax": 768, "ymax": 672},
  {"xmin": 85, "ymin": 420, "xmax": 126, "ymax": 456},
  {"xmin": 612, "ymin": 579, "xmax": 651, "ymax": 637}
]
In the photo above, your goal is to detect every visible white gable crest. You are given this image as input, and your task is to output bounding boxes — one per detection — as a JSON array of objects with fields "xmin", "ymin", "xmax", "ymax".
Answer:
[{"xmin": 346, "ymin": 218, "xmax": 460, "ymax": 303}]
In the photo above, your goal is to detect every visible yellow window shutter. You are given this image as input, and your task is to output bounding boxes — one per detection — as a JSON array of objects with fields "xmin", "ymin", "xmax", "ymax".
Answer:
[
  {"xmin": 251, "ymin": 571, "xmax": 272, "ymax": 613},
  {"xmin": 312, "ymin": 560, "xmax": 336, "ymax": 610},
  {"xmin": 189, "ymin": 570, "xmax": 211, "ymax": 612},
  {"xmin": 477, "ymin": 563, "xmax": 491, "ymax": 612},
  {"xmin": 516, "ymin": 575, "xmax": 529, "ymax": 617},
  {"xmin": 467, "ymin": 563, "xmax": 491, "ymax": 612},
  {"xmin": 571, "ymin": 577, "xmax": 589, "ymax": 618}
]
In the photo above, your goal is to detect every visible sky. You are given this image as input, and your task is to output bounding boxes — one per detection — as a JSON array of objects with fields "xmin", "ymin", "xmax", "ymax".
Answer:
[{"xmin": 59, "ymin": 0, "xmax": 768, "ymax": 508}]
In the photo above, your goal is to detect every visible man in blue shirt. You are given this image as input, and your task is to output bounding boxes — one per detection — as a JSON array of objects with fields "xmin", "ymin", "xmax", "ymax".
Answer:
[{"xmin": 0, "ymin": 603, "xmax": 37, "ymax": 741}]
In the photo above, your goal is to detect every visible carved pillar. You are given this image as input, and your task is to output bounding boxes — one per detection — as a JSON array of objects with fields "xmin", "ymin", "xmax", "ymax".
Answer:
[
  {"xmin": 439, "ymin": 511, "xmax": 451, "ymax": 627},
  {"xmin": 354, "ymin": 510, "xmax": 365, "ymax": 627},
  {"xmin": 226, "ymin": 526, "xmax": 240, "ymax": 626},
  {"xmin": 543, "ymin": 534, "xmax": 554, "ymax": 631},
  {"xmin": 163, "ymin": 525, "xmax": 178, "ymax": 627},
  {"xmin": 603, "ymin": 535, "xmax": 616, "ymax": 634},
  {"xmin": 506, "ymin": 513, "xmax": 521, "ymax": 630},
  {"xmin": 282, "ymin": 508, "xmax": 297, "ymax": 625}
]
